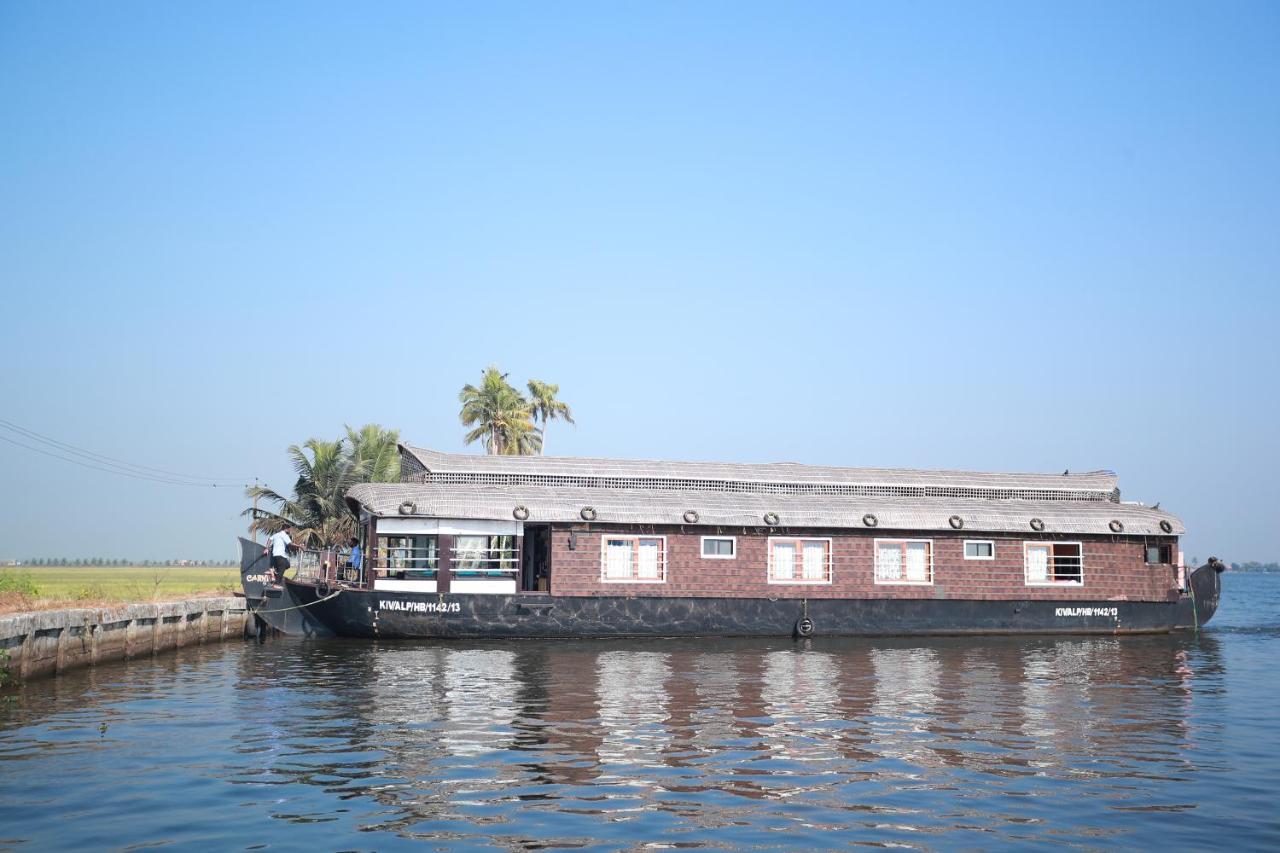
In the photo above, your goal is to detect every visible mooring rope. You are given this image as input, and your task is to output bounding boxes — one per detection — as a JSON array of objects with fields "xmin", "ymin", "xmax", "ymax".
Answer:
[{"xmin": 250, "ymin": 587, "xmax": 343, "ymax": 615}]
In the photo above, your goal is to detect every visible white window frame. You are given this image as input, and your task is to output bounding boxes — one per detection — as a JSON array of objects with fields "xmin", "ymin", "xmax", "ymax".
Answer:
[
  {"xmin": 874, "ymin": 538, "xmax": 935, "ymax": 585},
  {"xmin": 700, "ymin": 536, "xmax": 737, "ymax": 560},
  {"xmin": 1024, "ymin": 541, "xmax": 1084, "ymax": 587},
  {"xmin": 599, "ymin": 534, "xmax": 668, "ymax": 584},
  {"xmin": 963, "ymin": 539, "xmax": 995, "ymax": 561},
  {"xmin": 767, "ymin": 536, "xmax": 833, "ymax": 585}
]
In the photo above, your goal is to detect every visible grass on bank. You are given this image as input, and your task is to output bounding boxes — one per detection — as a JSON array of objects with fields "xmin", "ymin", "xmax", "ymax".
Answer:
[{"xmin": 0, "ymin": 566, "xmax": 239, "ymax": 615}]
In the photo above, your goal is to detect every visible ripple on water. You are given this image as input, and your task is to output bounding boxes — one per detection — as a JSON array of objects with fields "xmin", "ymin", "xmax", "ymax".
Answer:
[{"xmin": 2, "ymin": 575, "xmax": 1280, "ymax": 849}]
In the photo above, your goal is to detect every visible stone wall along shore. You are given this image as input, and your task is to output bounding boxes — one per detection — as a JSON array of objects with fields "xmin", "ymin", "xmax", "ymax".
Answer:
[{"xmin": 0, "ymin": 596, "xmax": 254, "ymax": 681}]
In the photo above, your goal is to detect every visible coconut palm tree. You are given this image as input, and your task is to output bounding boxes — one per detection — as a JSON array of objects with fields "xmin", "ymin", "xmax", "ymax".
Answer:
[
  {"xmin": 526, "ymin": 379, "xmax": 574, "ymax": 455},
  {"xmin": 243, "ymin": 424, "xmax": 402, "ymax": 548},
  {"xmin": 244, "ymin": 438, "xmax": 354, "ymax": 548},
  {"xmin": 458, "ymin": 366, "xmax": 540, "ymax": 455},
  {"xmin": 346, "ymin": 423, "xmax": 401, "ymax": 482}
]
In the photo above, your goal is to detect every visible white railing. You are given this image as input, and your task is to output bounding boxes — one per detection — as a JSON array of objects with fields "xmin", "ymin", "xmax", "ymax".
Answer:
[
  {"xmin": 1048, "ymin": 554, "xmax": 1083, "ymax": 584},
  {"xmin": 370, "ymin": 546, "xmax": 438, "ymax": 575},
  {"xmin": 451, "ymin": 546, "xmax": 520, "ymax": 575}
]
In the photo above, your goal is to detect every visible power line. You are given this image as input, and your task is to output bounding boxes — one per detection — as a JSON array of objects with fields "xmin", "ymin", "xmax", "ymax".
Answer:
[
  {"xmin": 0, "ymin": 418, "xmax": 255, "ymax": 484},
  {"xmin": 0, "ymin": 431, "xmax": 253, "ymax": 488}
]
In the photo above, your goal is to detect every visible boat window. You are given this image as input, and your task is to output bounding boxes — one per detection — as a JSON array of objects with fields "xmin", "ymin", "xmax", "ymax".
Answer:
[
  {"xmin": 600, "ymin": 535, "xmax": 667, "ymax": 583},
  {"xmin": 701, "ymin": 537, "xmax": 736, "ymax": 559},
  {"xmin": 453, "ymin": 534, "xmax": 519, "ymax": 575},
  {"xmin": 964, "ymin": 540, "xmax": 995, "ymax": 560},
  {"xmin": 375, "ymin": 535, "xmax": 438, "ymax": 577},
  {"xmin": 1145, "ymin": 544, "xmax": 1173, "ymax": 564},
  {"xmin": 875, "ymin": 539, "xmax": 934, "ymax": 585},
  {"xmin": 768, "ymin": 537, "xmax": 831, "ymax": 584},
  {"xmin": 1025, "ymin": 541, "xmax": 1083, "ymax": 585}
]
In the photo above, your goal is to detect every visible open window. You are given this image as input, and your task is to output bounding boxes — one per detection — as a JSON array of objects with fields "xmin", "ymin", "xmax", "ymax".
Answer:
[
  {"xmin": 375, "ymin": 535, "xmax": 438, "ymax": 578},
  {"xmin": 453, "ymin": 534, "xmax": 517, "ymax": 577},
  {"xmin": 1145, "ymin": 543, "xmax": 1173, "ymax": 564},
  {"xmin": 1025, "ymin": 542, "xmax": 1083, "ymax": 585}
]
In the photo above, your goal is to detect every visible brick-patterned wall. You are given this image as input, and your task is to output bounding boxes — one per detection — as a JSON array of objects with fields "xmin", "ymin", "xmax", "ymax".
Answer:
[{"xmin": 548, "ymin": 525, "xmax": 1180, "ymax": 603}]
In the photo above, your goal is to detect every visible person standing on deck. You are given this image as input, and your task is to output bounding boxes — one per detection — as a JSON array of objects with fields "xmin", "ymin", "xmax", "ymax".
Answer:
[
  {"xmin": 265, "ymin": 528, "xmax": 294, "ymax": 584},
  {"xmin": 348, "ymin": 537, "xmax": 361, "ymax": 581}
]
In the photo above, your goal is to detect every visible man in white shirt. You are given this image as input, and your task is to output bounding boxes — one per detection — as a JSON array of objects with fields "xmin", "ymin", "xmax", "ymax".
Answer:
[{"xmin": 265, "ymin": 528, "xmax": 294, "ymax": 584}]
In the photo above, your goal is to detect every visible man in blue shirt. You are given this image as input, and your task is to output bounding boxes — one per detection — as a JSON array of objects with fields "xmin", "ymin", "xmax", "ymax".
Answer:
[{"xmin": 348, "ymin": 537, "xmax": 362, "ymax": 580}]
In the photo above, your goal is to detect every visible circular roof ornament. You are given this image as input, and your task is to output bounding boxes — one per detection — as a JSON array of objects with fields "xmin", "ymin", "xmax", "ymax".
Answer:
[
  {"xmin": 398, "ymin": 501, "xmax": 417, "ymax": 516},
  {"xmin": 763, "ymin": 512, "xmax": 780, "ymax": 526},
  {"xmin": 862, "ymin": 513, "xmax": 879, "ymax": 528},
  {"xmin": 1159, "ymin": 519, "xmax": 1173, "ymax": 534},
  {"xmin": 580, "ymin": 506, "xmax": 597, "ymax": 521},
  {"xmin": 1109, "ymin": 519, "xmax": 1124, "ymax": 533},
  {"xmin": 513, "ymin": 505, "xmax": 530, "ymax": 521},
  {"xmin": 683, "ymin": 510, "xmax": 700, "ymax": 524},
  {"xmin": 948, "ymin": 515, "xmax": 964, "ymax": 530},
  {"xmin": 1029, "ymin": 517, "xmax": 1045, "ymax": 532}
]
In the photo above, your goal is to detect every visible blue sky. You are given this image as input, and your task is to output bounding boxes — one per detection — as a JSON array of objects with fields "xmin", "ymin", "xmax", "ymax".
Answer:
[{"xmin": 1, "ymin": 1, "xmax": 1276, "ymax": 562}]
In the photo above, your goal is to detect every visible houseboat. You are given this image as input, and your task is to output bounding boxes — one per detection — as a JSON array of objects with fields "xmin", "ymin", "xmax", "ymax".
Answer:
[{"xmin": 239, "ymin": 445, "xmax": 1223, "ymax": 639}]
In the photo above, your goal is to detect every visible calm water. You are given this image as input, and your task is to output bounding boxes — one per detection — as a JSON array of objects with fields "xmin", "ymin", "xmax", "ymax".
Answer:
[{"xmin": 2, "ymin": 575, "xmax": 1278, "ymax": 851}]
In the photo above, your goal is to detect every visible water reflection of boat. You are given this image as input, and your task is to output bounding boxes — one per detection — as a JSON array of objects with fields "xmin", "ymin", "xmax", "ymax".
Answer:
[
  {"xmin": 240, "ymin": 446, "xmax": 1223, "ymax": 638},
  {"xmin": 227, "ymin": 634, "xmax": 1223, "ymax": 831}
]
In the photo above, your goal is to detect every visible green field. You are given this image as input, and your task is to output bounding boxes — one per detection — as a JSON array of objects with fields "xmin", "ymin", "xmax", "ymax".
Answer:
[{"xmin": 2, "ymin": 566, "xmax": 238, "ymax": 603}]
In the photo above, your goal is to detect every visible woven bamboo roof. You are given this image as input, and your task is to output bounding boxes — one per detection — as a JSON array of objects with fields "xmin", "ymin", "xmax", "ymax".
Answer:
[
  {"xmin": 346, "ymin": 482, "xmax": 1184, "ymax": 536},
  {"xmin": 399, "ymin": 445, "xmax": 1121, "ymax": 501},
  {"xmin": 343, "ymin": 447, "xmax": 1183, "ymax": 536}
]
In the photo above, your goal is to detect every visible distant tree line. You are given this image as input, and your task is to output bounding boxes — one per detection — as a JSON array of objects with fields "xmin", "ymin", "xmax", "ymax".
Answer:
[
  {"xmin": 1229, "ymin": 561, "xmax": 1280, "ymax": 573},
  {"xmin": 16, "ymin": 558, "xmax": 236, "ymax": 567}
]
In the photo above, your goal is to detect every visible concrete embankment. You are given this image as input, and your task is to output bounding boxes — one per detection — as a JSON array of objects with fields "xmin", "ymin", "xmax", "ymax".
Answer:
[{"xmin": 0, "ymin": 596, "xmax": 254, "ymax": 681}]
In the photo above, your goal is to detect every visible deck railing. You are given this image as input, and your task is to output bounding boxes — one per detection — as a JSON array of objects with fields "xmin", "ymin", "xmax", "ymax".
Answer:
[
  {"xmin": 288, "ymin": 548, "xmax": 360, "ymax": 586},
  {"xmin": 369, "ymin": 546, "xmax": 438, "ymax": 581},
  {"xmin": 285, "ymin": 543, "xmax": 520, "ymax": 589},
  {"xmin": 367, "ymin": 545, "xmax": 518, "ymax": 581},
  {"xmin": 449, "ymin": 545, "xmax": 519, "ymax": 576}
]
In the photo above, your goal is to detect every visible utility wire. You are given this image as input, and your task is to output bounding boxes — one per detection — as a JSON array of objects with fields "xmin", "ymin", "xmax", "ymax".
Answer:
[
  {"xmin": 0, "ymin": 429, "xmax": 253, "ymax": 488},
  {"xmin": 0, "ymin": 418, "xmax": 255, "ymax": 484}
]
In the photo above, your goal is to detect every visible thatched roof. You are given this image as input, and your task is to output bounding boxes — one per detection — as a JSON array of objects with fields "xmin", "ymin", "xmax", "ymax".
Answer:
[{"xmin": 343, "ymin": 446, "xmax": 1182, "ymax": 536}]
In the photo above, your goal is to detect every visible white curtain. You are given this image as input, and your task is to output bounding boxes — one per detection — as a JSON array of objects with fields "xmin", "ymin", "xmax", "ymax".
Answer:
[
  {"xmin": 637, "ymin": 539, "xmax": 661, "ymax": 579},
  {"xmin": 906, "ymin": 542, "xmax": 929, "ymax": 582},
  {"xmin": 803, "ymin": 541, "xmax": 826, "ymax": 580},
  {"xmin": 876, "ymin": 542, "xmax": 901, "ymax": 581},
  {"xmin": 606, "ymin": 539, "xmax": 633, "ymax": 579},
  {"xmin": 773, "ymin": 542, "xmax": 795, "ymax": 580},
  {"xmin": 1026, "ymin": 545, "xmax": 1049, "ymax": 583},
  {"xmin": 455, "ymin": 535, "xmax": 487, "ymax": 571}
]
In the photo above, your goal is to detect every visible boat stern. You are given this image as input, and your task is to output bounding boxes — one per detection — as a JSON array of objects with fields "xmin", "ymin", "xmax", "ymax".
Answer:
[{"xmin": 1175, "ymin": 558, "xmax": 1225, "ymax": 630}]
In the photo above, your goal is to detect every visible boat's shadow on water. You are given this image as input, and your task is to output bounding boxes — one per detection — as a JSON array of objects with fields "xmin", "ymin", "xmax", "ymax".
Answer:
[{"xmin": 216, "ymin": 631, "xmax": 1230, "ymax": 844}]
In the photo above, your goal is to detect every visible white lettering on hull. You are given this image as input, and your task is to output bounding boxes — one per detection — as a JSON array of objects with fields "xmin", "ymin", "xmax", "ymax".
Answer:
[
  {"xmin": 1054, "ymin": 607, "xmax": 1119, "ymax": 618},
  {"xmin": 379, "ymin": 600, "xmax": 461, "ymax": 614}
]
